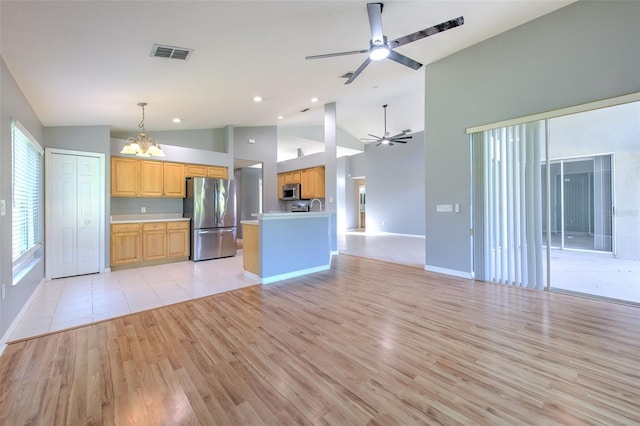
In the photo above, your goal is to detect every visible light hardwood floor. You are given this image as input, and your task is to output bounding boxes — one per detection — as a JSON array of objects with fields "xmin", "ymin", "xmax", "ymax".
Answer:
[{"xmin": 1, "ymin": 255, "xmax": 639, "ymax": 424}]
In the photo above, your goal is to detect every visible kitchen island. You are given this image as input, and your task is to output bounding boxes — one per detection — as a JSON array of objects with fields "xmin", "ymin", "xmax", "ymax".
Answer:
[{"xmin": 241, "ymin": 211, "xmax": 334, "ymax": 284}]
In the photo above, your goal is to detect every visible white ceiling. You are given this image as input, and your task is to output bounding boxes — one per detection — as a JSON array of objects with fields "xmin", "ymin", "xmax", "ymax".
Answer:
[{"xmin": 0, "ymin": 1, "xmax": 573, "ymax": 161}]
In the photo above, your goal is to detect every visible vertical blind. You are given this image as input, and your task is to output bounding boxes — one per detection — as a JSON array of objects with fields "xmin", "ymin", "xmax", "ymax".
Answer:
[
  {"xmin": 12, "ymin": 119, "xmax": 43, "ymax": 266},
  {"xmin": 472, "ymin": 121, "xmax": 545, "ymax": 290}
]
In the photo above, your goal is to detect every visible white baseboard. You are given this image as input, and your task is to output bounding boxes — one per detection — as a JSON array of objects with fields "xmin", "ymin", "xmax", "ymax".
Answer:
[
  {"xmin": 261, "ymin": 264, "xmax": 331, "ymax": 285},
  {"xmin": 0, "ymin": 277, "xmax": 45, "ymax": 356},
  {"xmin": 424, "ymin": 265, "xmax": 473, "ymax": 279}
]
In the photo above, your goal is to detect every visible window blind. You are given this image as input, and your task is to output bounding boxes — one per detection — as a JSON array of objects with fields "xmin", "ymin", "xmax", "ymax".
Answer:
[{"xmin": 12, "ymin": 119, "xmax": 43, "ymax": 267}]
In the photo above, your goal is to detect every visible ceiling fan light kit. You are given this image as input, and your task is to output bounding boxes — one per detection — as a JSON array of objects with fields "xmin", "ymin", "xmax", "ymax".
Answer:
[{"xmin": 306, "ymin": 2, "xmax": 464, "ymax": 84}]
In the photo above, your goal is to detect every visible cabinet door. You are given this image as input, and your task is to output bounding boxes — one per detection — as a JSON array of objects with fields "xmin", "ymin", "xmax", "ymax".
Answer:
[
  {"xmin": 185, "ymin": 164, "xmax": 207, "ymax": 177},
  {"xmin": 300, "ymin": 168, "xmax": 314, "ymax": 199},
  {"xmin": 277, "ymin": 173, "xmax": 285, "ymax": 199},
  {"xmin": 111, "ymin": 223, "xmax": 141, "ymax": 266},
  {"xmin": 207, "ymin": 166, "xmax": 228, "ymax": 179},
  {"xmin": 111, "ymin": 157, "xmax": 139, "ymax": 197},
  {"xmin": 314, "ymin": 166, "xmax": 325, "ymax": 198},
  {"xmin": 164, "ymin": 162, "xmax": 185, "ymax": 197},
  {"xmin": 139, "ymin": 161, "xmax": 164, "ymax": 197},
  {"xmin": 142, "ymin": 222, "xmax": 167, "ymax": 260},
  {"xmin": 290, "ymin": 170, "xmax": 301, "ymax": 184},
  {"xmin": 284, "ymin": 172, "xmax": 293, "ymax": 185},
  {"xmin": 167, "ymin": 222, "xmax": 189, "ymax": 258}
]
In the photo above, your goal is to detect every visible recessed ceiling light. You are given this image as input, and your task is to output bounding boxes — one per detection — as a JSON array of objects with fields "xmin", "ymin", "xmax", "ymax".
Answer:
[
  {"xmin": 311, "ymin": 97, "xmax": 319, "ymax": 103},
  {"xmin": 277, "ymin": 115, "xmax": 284, "ymax": 120},
  {"xmin": 253, "ymin": 96, "xmax": 263, "ymax": 102},
  {"xmin": 172, "ymin": 118, "xmax": 181, "ymax": 123}
]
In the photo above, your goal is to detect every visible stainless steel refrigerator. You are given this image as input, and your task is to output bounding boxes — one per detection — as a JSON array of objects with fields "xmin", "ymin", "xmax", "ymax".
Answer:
[{"xmin": 183, "ymin": 177, "xmax": 236, "ymax": 261}]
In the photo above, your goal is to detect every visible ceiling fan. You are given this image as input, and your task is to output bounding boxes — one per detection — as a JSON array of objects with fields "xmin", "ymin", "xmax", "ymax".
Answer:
[
  {"xmin": 305, "ymin": 3, "xmax": 464, "ymax": 84},
  {"xmin": 361, "ymin": 104, "xmax": 412, "ymax": 146}
]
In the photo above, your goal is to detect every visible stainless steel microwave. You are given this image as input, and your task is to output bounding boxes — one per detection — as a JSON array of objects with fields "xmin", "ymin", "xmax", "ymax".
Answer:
[{"xmin": 282, "ymin": 183, "xmax": 301, "ymax": 200}]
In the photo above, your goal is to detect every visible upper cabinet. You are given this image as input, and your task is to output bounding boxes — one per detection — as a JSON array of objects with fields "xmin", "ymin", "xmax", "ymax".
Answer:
[
  {"xmin": 163, "ymin": 162, "xmax": 186, "ymax": 197},
  {"xmin": 139, "ymin": 160, "xmax": 164, "ymax": 197},
  {"xmin": 301, "ymin": 166, "xmax": 325, "ymax": 199},
  {"xmin": 185, "ymin": 164, "xmax": 228, "ymax": 179},
  {"xmin": 111, "ymin": 158, "xmax": 221, "ymax": 198},
  {"xmin": 278, "ymin": 166, "xmax": 325, "ymax": 199},
  {"xmin": 111, "ymin": 157, "xmax": 139, "ymax": 197}
]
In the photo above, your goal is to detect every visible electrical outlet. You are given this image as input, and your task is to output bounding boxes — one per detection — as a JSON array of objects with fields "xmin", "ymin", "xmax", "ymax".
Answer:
[
  {"xmin": 0, "ymin": 199, "xmax": 5, "ymax": 216},
  {"xmin": 1, "ymin": 284, "xmax": 5, "ymax": 299},
  {"xmin": 141, "ymin": 207, "xmax": 146, "ymax": 213}
]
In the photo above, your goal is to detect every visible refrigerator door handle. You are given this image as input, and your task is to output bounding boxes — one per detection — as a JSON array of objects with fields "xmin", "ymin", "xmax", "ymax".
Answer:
[{"xmin": 197, "ymin": 228, "xmax": 234, "ymax": 234}]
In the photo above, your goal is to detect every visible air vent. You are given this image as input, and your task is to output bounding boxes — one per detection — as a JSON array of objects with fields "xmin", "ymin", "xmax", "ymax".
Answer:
[
  {"xmin": 340, "ymin": 72, "xmax": 354, "ymax": 79},
  {"xmin": 151, "ymin": 44, "xmax": 193, "ymax": 60},
  {"xmin": 300, "ymin": 108, "xmax": 310, "ymax": 113}
]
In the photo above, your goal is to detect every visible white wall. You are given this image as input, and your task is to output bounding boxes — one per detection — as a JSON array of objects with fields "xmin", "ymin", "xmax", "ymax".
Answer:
[{"xmin": 424, "ymin": 1, "xmax": 640, "ymax": 274}]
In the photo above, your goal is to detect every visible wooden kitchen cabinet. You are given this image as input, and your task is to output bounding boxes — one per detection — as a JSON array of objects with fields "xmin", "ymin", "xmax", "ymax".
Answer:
[
  {"xmin": 167, "ymin": 221, "xmax": 189, "ymax": 258},
  {"xmin": 111, "ymin": 220, "xmax": 190, "ymax": 270},
  {"xmin": 207, "ymin": 166, "xmax": 227, "ymax": 179},
  {"xmin": 110, "ymin": 223, "xmax": 141, "ymax": 266},
  {"xmin": 139, "ymin": 161, "xmax": 164, "ymax": 197},
  {"xmin": 301, "ymin": 166, "xmax": 325, "ymax": 199},
  {"xmin": 164, "ymin": 162, "xmax": 185, "ymax": 197},
  {"xmin": 185, "ymin": 164, "xmax": 228, "ymax": 179},
  {"xmin": 142, "ymin": 222, "xmax": 167, "ymax": 261},
  {"xmin": 111, "ymin": 157, "xmax": 139, "ymax": 197}
]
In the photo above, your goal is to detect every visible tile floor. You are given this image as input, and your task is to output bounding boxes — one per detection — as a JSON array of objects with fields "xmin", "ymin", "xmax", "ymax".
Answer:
[{"xmin": 10, "ymin": 252, "xmax": 259, "ymax": 341}]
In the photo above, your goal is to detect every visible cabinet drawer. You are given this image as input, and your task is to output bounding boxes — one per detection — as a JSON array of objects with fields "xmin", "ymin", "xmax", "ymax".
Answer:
[
  {"xmin": 112, "ymin": 223, "xmax": 141, "ymax": 233},
  {"xmin": 143, "ymin": 222, "xmax": 167, "ymax": 231},
  {"xmin": 167, "ymin": 221, "xmax": 189, "ymax": 230}
]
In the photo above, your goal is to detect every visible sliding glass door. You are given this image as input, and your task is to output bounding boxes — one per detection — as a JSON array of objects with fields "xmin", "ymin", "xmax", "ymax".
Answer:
[{"xmin": 472, "ymin": 100, "xmax": 639, "ymax": 303}]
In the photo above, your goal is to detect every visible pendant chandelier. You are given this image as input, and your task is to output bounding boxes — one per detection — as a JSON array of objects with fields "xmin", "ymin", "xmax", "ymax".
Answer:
[{"xmin": 120, "ymin": 102, "xmax": 165, "ymax": 157}]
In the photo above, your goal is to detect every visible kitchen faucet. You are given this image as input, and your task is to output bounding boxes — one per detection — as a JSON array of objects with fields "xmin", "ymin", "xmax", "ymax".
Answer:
[{"xmin": 309, "ymin": 198, "xmax": 322, "ymax": 211}]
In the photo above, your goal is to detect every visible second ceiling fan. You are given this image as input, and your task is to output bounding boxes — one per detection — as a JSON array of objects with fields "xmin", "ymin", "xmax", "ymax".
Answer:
[
  {"xmin": 361, "ymin": 104, "xmax": 412, "ymax": 146},
  {"xmin": 306, "ymin": 3, "xmax": 464, "ymax": 84}
]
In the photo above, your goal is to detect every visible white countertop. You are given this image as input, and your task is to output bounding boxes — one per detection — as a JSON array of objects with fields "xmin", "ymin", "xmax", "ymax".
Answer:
[
  {"xmin": 110, "ymin": 214, "xmax": 190, "ymax": 223},
  {"xmin": 251, "ymin": 211, "xmax": 334, "ymax": 220}
]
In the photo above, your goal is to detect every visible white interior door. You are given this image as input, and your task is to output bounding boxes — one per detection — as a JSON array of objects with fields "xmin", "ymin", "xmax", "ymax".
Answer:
[
  {"xmin": 76, "ymin": 156, "xmax": 100, "ymax": 274},
  {"xmin": 48, "ymin": 150, "xmax": 103, "ymax": 279}
]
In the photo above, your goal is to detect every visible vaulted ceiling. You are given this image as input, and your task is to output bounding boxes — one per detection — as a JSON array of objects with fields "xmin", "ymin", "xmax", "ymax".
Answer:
[{"xmin": 0, "ymin": 1, "xmax": 573, "ymax": 160}]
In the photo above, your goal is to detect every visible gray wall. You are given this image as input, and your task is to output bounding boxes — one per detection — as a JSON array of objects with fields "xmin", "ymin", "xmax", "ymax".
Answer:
[
  {"xmin": 236, "ymin": 167, "xmax": 262, "ymax": 239},
  {"xmin": 424, "ymin": 1, "xmax": 640, "ymax": 274},
  {"xmin": 234, "ymin": 126, "xmax": 278, "ymax": 213},
  {"xmin": 111, "ymin": 128, "xmax": 226, "ymax": 152},
  {"xmin": 0, "ymin": 56, "xmax": 45, "ymax": 337},
  {"xmin": 347, "ymin": 131, "xmax": 425, "ymax": 236}
]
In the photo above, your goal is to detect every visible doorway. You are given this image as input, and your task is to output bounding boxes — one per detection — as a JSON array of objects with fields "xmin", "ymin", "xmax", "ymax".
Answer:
[{"xmin": 358, "ymin": 184, "xmax": 366, "ymax": 230}]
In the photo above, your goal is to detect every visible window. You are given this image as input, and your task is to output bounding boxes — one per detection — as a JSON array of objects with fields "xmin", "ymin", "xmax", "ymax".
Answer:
[{"xmin": 12, "ymin": 119, "xmax": 43, "ymax": 282}]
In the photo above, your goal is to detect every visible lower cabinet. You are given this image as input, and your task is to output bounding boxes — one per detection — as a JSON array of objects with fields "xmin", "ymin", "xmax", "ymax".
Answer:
[
  {"xmin": 167, "ymin": 221, "xmax": 190, "ymax": 258},
  {"xmin": 111, "ymin": 220, "xmax": 190, "ymax": 270},
  {"xmin": 111, "ymin": 223, "xmax": 141, "ymax": 267}
]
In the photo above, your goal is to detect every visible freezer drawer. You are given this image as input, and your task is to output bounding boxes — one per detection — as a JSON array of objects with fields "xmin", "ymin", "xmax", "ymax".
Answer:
[{"xmin": 192, "ymin": 227, "xmax": 236, "ymax": 261}]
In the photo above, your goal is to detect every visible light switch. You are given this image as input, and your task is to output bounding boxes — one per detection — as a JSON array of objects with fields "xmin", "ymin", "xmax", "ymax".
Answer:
[
  {"xmin": 0, "ymin": 200, "xmax": 5, "ymax": 216},
  {"xmin": 455, "ymin": 203, "xmax": 460, "ymax": 213}
]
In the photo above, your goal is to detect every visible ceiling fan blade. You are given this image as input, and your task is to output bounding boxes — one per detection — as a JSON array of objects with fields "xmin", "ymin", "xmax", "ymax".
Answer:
[
  {"xmin": 387, "ymin": 50, "xmax": 422, "ymax": 70},
  {"xmin": 376, "ymin": 142, "xmax": 382, "ymax": 146},
  {"xmin": 367, "ymin": 3, "xmax": 385, "ymax": 44},
  {"xmin": 345, "ymin": 57, "xmax": 372, "ymax": 84},
  {"xmin": 390, "ymin": 140, "xmax": 407, "ymax": 144},
  {"xmin": 367, "ymin": 133, "xmax": 382, "ymax": 139},
  {"xmin": 305, "ymin": 49, "xmax": 369, "ymax": 60},
  {"xmin": 391, "ymin": 16, "xmax": 464, "ymax": 48},
  {"xmin": 389, "ymin": 132, "xmax": 410, "ymax": 139}
]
